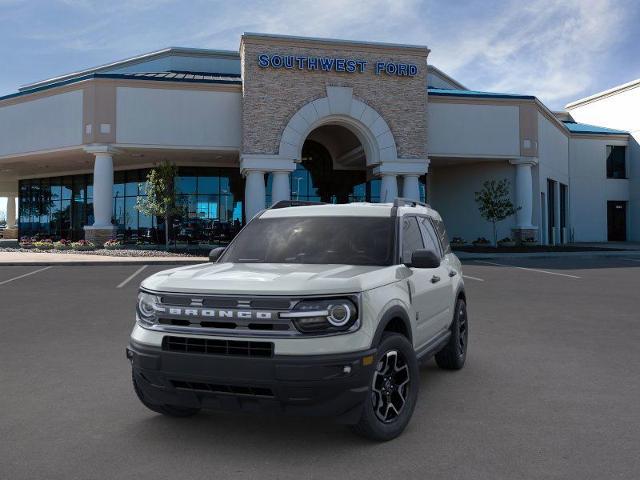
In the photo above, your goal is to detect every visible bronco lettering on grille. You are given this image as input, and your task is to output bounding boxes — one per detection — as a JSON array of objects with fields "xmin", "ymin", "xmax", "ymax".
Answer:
[{"xmin": 156, "ymin": 306, "xmax": 274, "ymax": 320}]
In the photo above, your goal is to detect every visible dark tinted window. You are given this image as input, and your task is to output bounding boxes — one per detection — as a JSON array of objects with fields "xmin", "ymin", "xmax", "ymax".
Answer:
[
  {"xmin": 401, "ymin": 216, "xmax": 424, "ymax": 264},
  {"xmin": 418, "ymin": 217, "xmax": 442, "ymax": 257},
  {"xmin": 432, "ymin": 218, "xmax": 451, "ymax": 254},
  {"xmin": 221, "ymin": 216, "xmax": 395, "ymax": 266},
  {"xmin": 606, "ymin": 146, "xmax": 626, "ymax": 179}
]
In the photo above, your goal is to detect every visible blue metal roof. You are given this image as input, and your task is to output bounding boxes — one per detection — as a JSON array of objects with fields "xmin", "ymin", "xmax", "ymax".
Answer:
[
  {"xmin": 562, "ymin": 121, "xmax": 628, "ymax": 135},
  {"xmin": 427, "ymin": 87, "xmax": 535, "ymax": 100},
  {"xmin": 0, "ymin": 71, "xmax": 242, "ymax": 102}
]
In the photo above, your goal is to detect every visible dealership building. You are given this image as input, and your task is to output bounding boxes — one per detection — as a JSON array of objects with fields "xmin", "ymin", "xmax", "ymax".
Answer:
[{"xmin": 0, "ymin": 33, "xmax": 637, "ymax": 245}]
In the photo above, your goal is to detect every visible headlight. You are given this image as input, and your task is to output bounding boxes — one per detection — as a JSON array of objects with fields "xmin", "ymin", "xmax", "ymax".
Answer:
[
  {"xmin": 136, "ymin": 291, "xmax": 160, "ymax": 326},
  {"xmin": 282, "ymin": 297, "xmax": 359, "ymax": 334}
]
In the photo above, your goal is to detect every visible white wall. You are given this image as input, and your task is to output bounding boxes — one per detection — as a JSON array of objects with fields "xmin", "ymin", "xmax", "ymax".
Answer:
[
  {"xmin": 569, "ymin": 137, "xmax": 629, "ymax": 241},
  {"xmin": 429, "ymin": 161, "xmax": 517, "ymax": 243},
  {"xmin": 568, "ymin": 86, "xmax": 639, "ymax": 241},
  {"xmin": 0, "ymin": 90, "xmax": 83, "ymax": 156},
  {"xmin": 116, "ymin": 87, "xmax": 242, "ymax": 148},
  {"xmin": 427, "ymin": 102, "xmax": 520, "ymax": 157},
  {"xmin": 536, "ymin": 113, "xmax": 570, "ymax": 242}
]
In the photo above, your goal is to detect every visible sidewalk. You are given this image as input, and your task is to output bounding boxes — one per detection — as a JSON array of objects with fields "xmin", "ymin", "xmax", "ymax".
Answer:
[{"xmin": 0, "ymin": 251, "xmax": 207, "ymax": 266}]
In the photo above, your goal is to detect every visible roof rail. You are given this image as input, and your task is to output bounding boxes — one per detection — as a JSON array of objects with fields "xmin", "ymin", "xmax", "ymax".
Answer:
[
  {"xmin": 392, "ymin": 197, "xmax": 431, "ymax": 209},
  {"xmin": 270, "ymin": 200, "xmax": 327, "ymax": 209}
]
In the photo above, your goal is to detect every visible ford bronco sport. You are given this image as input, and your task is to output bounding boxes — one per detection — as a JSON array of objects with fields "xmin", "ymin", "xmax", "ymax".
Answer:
[{"xmin": 127, "ymin": 199, "xmax": 468, "ymax": 441}]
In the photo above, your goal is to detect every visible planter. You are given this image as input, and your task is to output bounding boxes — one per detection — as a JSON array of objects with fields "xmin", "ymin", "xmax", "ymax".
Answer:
[
  {"xmin": 498, "ymin": 241, "xmax": 516, "ymax": 247},
  {"xmin": 450, "ymin": 242, "xmax": 467, "ymax": 249}
]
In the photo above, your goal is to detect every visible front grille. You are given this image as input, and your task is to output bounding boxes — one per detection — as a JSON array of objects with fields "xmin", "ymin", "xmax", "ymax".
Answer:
[
  {"xmin": 162, "ymin": 336, "xmax": 274, "ymax": 358},
  {"xmin": 171, "ymin": 380, "xmax": 274, "ymax": 397}
]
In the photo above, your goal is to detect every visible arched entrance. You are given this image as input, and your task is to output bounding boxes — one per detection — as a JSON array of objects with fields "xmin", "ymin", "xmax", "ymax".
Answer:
[{"xmin": 289, "ymin": 124, "xmax": 381, "ymax": 204}]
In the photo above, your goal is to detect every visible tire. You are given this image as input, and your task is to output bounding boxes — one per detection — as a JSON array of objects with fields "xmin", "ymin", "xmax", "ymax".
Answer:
[
  {"xmin": 351, "ymin": 333, "xmax": 419, "ymax": 441},
  {"xmin": 132, "ymin": 371, "xmax": 200, "ymax": 418},
  {"xmin": 435, "ymin": 298, "xmax": 468, "ymax": 370}
]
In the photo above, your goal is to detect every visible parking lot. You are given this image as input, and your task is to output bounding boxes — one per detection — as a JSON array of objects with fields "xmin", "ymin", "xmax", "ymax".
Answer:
[{"xmin": 1, "ymin": 256, "xmax": 639, "ymax": 480}]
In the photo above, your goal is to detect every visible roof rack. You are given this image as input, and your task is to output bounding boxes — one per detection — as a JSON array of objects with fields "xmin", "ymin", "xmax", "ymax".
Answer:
[
  {"xmin": 392, "ymin": 198, "xmax": 431, "ymax": 209},
  {"xmin": 270, "ymin": 200, "xmax": 327, "ymax": 209}
]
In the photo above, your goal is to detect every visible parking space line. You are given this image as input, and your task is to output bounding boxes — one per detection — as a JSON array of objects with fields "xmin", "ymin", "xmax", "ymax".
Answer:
[
  {"xmin": 116, "ymin": 265, "xmax": 148, "ymax": 289},
  {"xmin": 474, "ymin": 260, "xmax": 581, "ymax": 279},
  {"xmin": 0, "ymin": 266, "xmax": 52, "ymax": 286},
  {"xmin": 462, "ymin": 274, "xmax": 484, "ymax": 282}
]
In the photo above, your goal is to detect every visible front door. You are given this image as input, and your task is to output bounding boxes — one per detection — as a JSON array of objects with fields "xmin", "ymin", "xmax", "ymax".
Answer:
[
  {"xmin": 400, "ymin": 216, "xmax": 451, "ymax": 347},
  {"xmin": 607, "ymin": 201, "xmax": 627, "ymax": 241}
]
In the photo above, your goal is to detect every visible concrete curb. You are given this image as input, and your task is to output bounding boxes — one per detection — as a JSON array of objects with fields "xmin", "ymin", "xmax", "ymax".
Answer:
[
  {"xmin": 457, "ymin": 251, "xmax": 640, "ymax": 261},
  {"xmin": 0, "ymin": 259, "xmax": 207, "ymax": 266}
]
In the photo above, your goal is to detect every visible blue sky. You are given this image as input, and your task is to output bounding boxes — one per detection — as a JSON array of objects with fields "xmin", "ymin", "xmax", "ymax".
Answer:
[
  {"xmin": 1, "ymin": 0, "xmax": 639, "ymax": 108},
  {"xmin": 1, "ymin": 0, "xmax": 640, "ymax": 215}
]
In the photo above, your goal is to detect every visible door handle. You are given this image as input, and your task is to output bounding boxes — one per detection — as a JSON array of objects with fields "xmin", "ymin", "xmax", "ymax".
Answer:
[
  {"xmin": 448, "ymin": 270, "xmax": 457, "ymax": 277},
  {"xmin": 431, "ymin": 275, "xmax": 441, "ymax": 283}
]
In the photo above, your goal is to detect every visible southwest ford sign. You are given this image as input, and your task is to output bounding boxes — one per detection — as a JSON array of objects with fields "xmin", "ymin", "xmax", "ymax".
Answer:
[{"xmin": 257, "ymin": 54, "xmax": 418, "ymax": 77}]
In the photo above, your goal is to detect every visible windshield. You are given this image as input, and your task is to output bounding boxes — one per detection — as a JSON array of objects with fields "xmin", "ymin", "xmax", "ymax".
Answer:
[{"xmin": 220, "ymin": 216, "xmax": 396, "ymax": 266}]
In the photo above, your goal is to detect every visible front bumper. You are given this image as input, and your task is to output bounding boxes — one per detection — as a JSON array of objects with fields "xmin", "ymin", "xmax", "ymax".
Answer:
[{"xmin": 127, "ymin": 340, "xmax": 376, "ymax": 423}]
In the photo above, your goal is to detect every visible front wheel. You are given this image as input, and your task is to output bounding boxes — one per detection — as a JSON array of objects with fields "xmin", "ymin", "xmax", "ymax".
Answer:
[{"xmin": 351, "ymin": 333, "xmax": 419, "ymax": 441}]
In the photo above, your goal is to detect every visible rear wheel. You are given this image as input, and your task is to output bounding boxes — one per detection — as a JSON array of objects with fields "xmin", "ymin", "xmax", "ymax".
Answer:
[
  {"xmin": 351, "ymin": 333, "xmax": 419, "ymax": 441},
  {"xmin": 132, "ymin": 371, "xmax": 200, "ymax": 417},
  {"xmin": 435, "ymin": 298, "xmax": 468, "ymax": 370}
]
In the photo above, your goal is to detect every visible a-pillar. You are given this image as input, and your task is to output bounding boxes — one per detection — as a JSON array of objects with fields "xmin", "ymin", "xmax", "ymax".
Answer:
[
  {"xmin": 509, "ymin": 157, "xmax": 539, "ymax": 242},
  {"xmin": 83, "ymin": 145, "xmax": 117, "ymax": 245}
]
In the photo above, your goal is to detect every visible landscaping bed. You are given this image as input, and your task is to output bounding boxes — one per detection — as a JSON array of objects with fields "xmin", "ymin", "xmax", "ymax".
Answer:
[{"xmin": 0, "ymin": 247, "xmax": 203, "ymax": 257}]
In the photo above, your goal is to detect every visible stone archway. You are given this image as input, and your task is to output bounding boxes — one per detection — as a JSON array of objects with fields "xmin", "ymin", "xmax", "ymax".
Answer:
[{"xmin": 278, "ymin": 86, "xmax": 398, "ymax": 166}]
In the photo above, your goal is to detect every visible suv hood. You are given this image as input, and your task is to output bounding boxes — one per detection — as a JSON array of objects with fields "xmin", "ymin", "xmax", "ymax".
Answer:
[{"xmin": 141, "ymin": 262, "xmax": 400, "ymax": 295}]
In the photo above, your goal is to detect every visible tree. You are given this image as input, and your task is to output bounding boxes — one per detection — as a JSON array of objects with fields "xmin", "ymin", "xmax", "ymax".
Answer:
[
  {"xmin": 136, "ymin": 161, "xmax": 182, "ymax": 250},
  {"xmin": 474, "ymin": 179, "xmax": 519, "ymax": 246}
]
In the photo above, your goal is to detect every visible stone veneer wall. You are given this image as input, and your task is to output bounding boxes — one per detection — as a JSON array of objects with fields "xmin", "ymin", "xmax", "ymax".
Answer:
[{"xmin": 240, "ymin": 36, "xmax": 429, "ymax": 160}]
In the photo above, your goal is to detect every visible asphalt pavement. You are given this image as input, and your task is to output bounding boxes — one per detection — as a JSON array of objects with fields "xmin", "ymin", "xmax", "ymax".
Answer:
[{"xmin": 0, "ymin": 257, "xmax": 639, "ymax": 479}]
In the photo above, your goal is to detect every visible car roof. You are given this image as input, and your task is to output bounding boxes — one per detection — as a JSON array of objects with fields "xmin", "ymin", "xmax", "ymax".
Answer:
[{"xmin": 260, "ymin": 202, "xmax": 441, "ymax": 220}]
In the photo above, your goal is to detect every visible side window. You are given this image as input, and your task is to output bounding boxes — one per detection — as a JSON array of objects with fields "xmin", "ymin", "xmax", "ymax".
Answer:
[
  {"xmin": 418, "ymin": 217, "xmax": 442, "ymax": 257},
  {"xmin": 433, "ymin": 219, "xmax": 452, "ymax": 254},
  {"xmin": 401, "ymin": 216, "xmax": 424, "ymax": 264}
]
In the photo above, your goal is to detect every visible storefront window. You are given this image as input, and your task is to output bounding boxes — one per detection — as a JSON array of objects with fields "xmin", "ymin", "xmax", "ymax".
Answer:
[{"xmin": 18, "ymin": 166, "xmax": 244, "ymax": 245}]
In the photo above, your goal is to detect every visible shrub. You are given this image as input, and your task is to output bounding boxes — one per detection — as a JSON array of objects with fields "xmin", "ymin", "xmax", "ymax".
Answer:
[
  {"xmin": 54, "ymin": 239, "xmax": 73, "ymax": 250},
  {"xmin": 450, "ymin": 236, "xmax": 466, "ymax": 245},
  {"xmin": 19, "ymin": 236, "xmax": 34, "ymax": 249},
  {"xmin": 472, "ymin": 237, "xmax": 491, "ymax": 246},
  {"xmin": 33, "ymin": 239, "xmax": 54, "ymax": 250},
  {"xmin": 71, "ymin": 240, "xmax": 96, "ymax": 251},
  {"xmin": 103, "ymin": 239, "xmax": 123, "ymax": 250}
]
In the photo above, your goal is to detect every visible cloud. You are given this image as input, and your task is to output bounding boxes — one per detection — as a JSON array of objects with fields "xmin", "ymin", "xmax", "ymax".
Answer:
[
  {"xmin": 426, "ymin": 0, "xmax": 630, "ymax": 108},
  {"xmin": 1, "ymin": 0, "xmax": 637, "ymax": 109}
]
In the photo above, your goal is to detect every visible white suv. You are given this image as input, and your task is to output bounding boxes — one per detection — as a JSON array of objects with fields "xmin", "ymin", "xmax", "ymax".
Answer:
[{"xmin": 127, "ymin": 199, "xmax": 468, "ymax": 441}]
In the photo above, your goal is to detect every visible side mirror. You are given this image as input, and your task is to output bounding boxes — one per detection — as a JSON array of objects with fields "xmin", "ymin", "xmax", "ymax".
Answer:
[
  {"xmin": 407, "ymin": 249, "xmax": 441, "ymax": 269},
  {"xmin": 208, "ymin": 247, "xmax": 226, "ymax": 263}
]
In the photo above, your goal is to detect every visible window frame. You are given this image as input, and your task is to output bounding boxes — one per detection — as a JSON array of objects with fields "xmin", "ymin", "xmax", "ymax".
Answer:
[{"xmin": 606, "ymin": 145, "xmax": 627, "ymax": 179}]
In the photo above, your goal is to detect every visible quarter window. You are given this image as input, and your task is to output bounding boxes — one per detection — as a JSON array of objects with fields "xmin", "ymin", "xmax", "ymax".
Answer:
[
  {"xmin": 401, "ymin": 216, "xmax": 424, "ymax": 264},
  {"xmin": 606, "ymin": 146, "xmax": 626, "ymax": 179}
]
